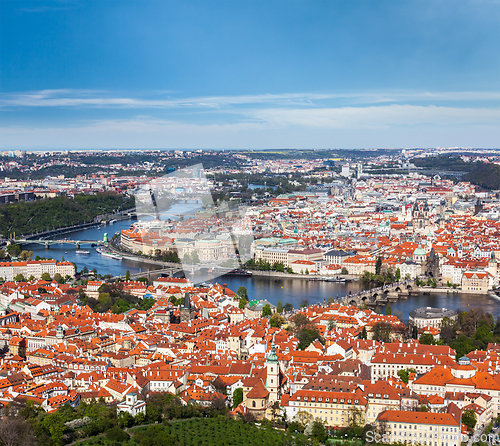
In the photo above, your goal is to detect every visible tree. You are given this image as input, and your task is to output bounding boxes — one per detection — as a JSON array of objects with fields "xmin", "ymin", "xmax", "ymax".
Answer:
[
  {"xmin": 462, "ymin": 409, "xmax": 477, "ymax": 433},
  {"xmin": 308, "ymin": 419, "xmax": 326, "ymax": 443},
  {"xmin": 385, "ymin": 302, "xmax": 392, "ymax": 316},
  {"xmin": 326, "ymin": 296, "xmax": 335, "ymax": 305},
  {"xmin": 283, "ymin": 302, "xmax": 294, "ymax": 312},
  {"xmin": 41, "ymin": 272, "xmax": 51, "ymax": 281},
  {"xmin": 19, "ymin": 250, "xmax": 33, "ymax": 261},
  {"xmin": 347, "ymin": 406, "xmax": 364, "ymax": 428},
  {"xmin": 395, "ymin": 267, "xmax": 401, "ymax": 282},
  {"xmin": 341, "ymin": 267, "xmax": 348, "ymax": 275},
  {"xmin": 371, "ymin": 321, "xmax": 393, "ymax": 342},
  {"xmin": 53, "ymin": 273, "xmax": 64, "ymax": 284},
  {"xmin": 304, "ymin": 268, "xmax": 309, "ymax": 275},
  {"xmin": 232, "ymin": 388, "xmax": 243, "ymax": 409},
  {"xmin": 236, "ymin": 286, "xmax": 248, "ymax": 300},
  {"xmin": 238, "ymin": 297, "xmax": 248, "ymax": 309},
  {"xmin": 375, "ymin": 256, "xmax": 382, "ymax": 275},
  {"xmin": 295, "ymin": 410, "xmax": 314, "ymax": 429},
  {"xmin": 262, "ymin": 304, "xmax": 272, "ymax": 317},
  {"xmin": 270, "ymin": 313, "xmax": 285, "ymax": 328},
  {"xmin": 297, "ymin": 328, "xmax": 322, "ymax": 350},
  {"xmin": 6, "ymin": 244, "xmax": 21, "ymax": 257},
  {"xmin": 13, "ymin": 274, "xmax": 26, "ymax": 282},
  {"xmin": 419, "ymin": 333, "xmax": 436, "ymax": 345},
  {"xmin": 397, "ymin": 368, "xmax": 417, "ymax": 384},
  {"xmin": 0, "ymin": 416, "xmax": 37, "ymax": 446},
  {"xmin": 106, "ymin": 426, "xmax": 130, "ymax": 442},
  {"xmin": 291, "ymin": 314, "xmax": 310, "ymax": 331},
  {"xmin": 358, "ymin": 326, "xmax": 367, "ymax": 340},
  {"xmin": 276, "ymin": 300, "xmax": 283, "ymax": 314},
  {"xmin": 300, "ymin": 298, "xmax": 309, "ymax": 308},
  {"xmin": 191, "ymin": 251, "xmax": 200, "ymax": 264},
  {"xmin": 125, "ymin": 270, "xmax": 131, "ymax": 281}
]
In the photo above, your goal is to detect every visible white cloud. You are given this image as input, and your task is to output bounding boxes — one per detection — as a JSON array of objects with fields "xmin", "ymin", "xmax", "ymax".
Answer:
[
  {"xmin": 2, "ymin": 89, "xmax": 500, "ymax": 110},
  {"xmin": 250, "ymin": 104, "xmax": 500, "ymax": 129},
  {"xmin": 1, "ymin": 104, "xmax": 499, "ymax": 149}
]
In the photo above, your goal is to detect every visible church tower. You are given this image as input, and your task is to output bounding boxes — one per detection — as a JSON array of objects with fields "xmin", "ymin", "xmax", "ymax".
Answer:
[
  {"xmin": 266, "ymin": 339, "xmax": 280, "ymax": 403},
  {"xmin": 489, "ymin": 251, "xmax": 498, "ymax": 288}
]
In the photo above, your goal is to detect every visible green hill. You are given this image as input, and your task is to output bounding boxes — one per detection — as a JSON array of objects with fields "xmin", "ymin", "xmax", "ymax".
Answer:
[
  {"xmin": 462, "ymin": 163, "xmax": 500, "ymax": 190},
  {"xmin": 0, "ymin": 192, "xmax": 134, "ymax": 237}
]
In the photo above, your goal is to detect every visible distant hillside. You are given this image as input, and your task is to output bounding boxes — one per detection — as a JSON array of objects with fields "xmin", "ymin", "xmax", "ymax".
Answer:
[
  {"xmin": 462, "ymin": 163, "xmax": 500, "ymax": 190},
  {"xmin": 0, "ymin": 192, "xmax": 134, "ymax": 237}
]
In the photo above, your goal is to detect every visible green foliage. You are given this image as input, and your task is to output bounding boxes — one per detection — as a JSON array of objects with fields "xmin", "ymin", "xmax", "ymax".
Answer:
[
  {"xmin": 375, "ymin": 257, "xmax": 382, "ymax": 275},
  {"xmin": 283, "ymin": 302, "xmax": 294, "ymax": 312},
  {"xmin": 7, "ymin": 244, "xmax": 21, "ymax": 257},
  {"xmin": 125, "ymin": 270, "xmax": 131, "ymax": 281},
  {"xmin": 419, "ymin": 333, "xmax": 436, "ymax": 345},
  {"xmin": 397, "ymin": 368, "xmax": 417, "ymax": 384},
  {"xmin": 297, "ymin": 328, "xmax": 324, "ymax": 350},
  {"xmin": 105, "ymin": 426, "xmax": 130, "ymax": 442},
  {"xmin": 262, "ymin": 304, "xmax": 272, "ymax": 317},
  {"xmin": 360, "ymin": 270, "xmax": 392, "ymax": 286},
  {"xmin": 0, "ymin": 192, "xmax": 133, "ymax": 237},
  {"xmin": 131, "ymin": 418, "xmax": 300, "ymax": 446},
  {"xmin": 463, "ymin": 162, "xmax": 500, "ymax": 190},
  {"xmin": 232, "ymin": 388, "xmax": 243, "ymax": 409},
  {"xmin": 236, "ymin": 286, "xmax": 248, "ymax": 300},
  {"xmin": 358, "ymin": 326, "xmax": 367, "ymax": 340},
  {"xmin": 83, "ymin": 283, "xmax": 154, "ymax": 313},
  {"xmin": 385, "ymin": 302, "xmax": 391, "ymax": 316},
  {"xmin": 270, "ymin": 313, "xmax": 285, "ymax": 328},
  {"xmin": 371, "ymin": 321, "xmax": 393, "ymax": 342},
  {"xmin": 162, "ymin": 250, "xmax": 180, "ymax": 263},
  {"xmin": 462, "ymin": 409, "xmax": 477, "ymax": 433},
  {"xmin": 276, "ymin": 300, "xmax": 283, "ymax": 313},
  {"xmin": 13, "ymin": 273, "xmax": 26, "ymax": 282}
]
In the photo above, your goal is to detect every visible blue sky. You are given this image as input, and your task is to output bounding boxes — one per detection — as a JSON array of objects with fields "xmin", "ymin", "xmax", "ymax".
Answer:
[{"xmin": 0, "ymin": 0, "xmax": 499, "ymax": 149}]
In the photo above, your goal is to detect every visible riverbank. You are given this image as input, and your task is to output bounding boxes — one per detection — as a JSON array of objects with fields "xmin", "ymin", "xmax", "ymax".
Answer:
[{"xmin": 248, "ymin": 270, "xmax": 358, "ymax": 281}]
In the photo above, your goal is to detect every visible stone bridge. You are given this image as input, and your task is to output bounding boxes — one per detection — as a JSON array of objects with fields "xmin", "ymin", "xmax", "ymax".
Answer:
[{"xmin": 339, "ymin": 281, "xmax": 415, "ymax": 307}]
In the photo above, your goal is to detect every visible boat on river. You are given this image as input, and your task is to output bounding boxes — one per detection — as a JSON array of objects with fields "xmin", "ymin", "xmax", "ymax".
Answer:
[
  {"xmin": 76, "ymin": 250, "xmax": 90, "ymax": 255},
  {"xmin": 100, "ymin": 251, "xmax": 123, "ymax": 260}
]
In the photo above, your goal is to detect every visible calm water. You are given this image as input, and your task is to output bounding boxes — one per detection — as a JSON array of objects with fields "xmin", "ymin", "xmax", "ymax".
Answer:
[
  {"xmin": 23, "ymin": 219, "xmax": 163, "ymax": 277},
  {"xmin": 207, "ymin": 275, "xmax": 500, "ymax": 322},
  {"xmin": 20, "ymin": 219, "xmax": 500, "ymax": 322}
]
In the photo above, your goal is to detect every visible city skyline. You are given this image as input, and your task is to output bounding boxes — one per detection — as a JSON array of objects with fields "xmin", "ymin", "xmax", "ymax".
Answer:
[{"xmin": 1, "ymin": 0, "xmax": 499, "ymax": 149}]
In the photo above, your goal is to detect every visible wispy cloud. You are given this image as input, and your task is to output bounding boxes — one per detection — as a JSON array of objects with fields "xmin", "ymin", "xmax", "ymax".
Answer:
[
  {"xmin": 2, "ymin": 89, "xmax": 500, "ymax": 111},
  {"xmin": 1, "ymin": 104, "xmax": 499, "ymax": 149}
]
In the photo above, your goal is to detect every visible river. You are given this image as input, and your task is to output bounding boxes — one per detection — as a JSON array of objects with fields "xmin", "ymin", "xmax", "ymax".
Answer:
[{"xmin": 21, "ymin": 220, "xmax": 500, "ymax": 323}]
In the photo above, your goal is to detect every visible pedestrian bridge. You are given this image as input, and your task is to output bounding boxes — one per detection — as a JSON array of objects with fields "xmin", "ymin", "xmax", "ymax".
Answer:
[{"xmin": 340, "ymin": 281, "xmax": 415, "ymax": 307}]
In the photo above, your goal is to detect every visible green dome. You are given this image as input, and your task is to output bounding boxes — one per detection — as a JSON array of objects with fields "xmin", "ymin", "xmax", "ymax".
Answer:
[{"xmin": 413, "ymin": 247, "xmax": 426, "ymax": 256}]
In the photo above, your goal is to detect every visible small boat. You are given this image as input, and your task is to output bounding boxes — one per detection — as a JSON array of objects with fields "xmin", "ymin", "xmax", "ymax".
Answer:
[
  {"xmin": 65, "ymin": 252, "xmax": 68, "ymax": 254},
  {"xmin": 76, "ymin": 250, "xmax": 91, "ymax": 255},
  {"xmin": 422, "ymin": 291, "xmax": 431, "ymax": 295}
]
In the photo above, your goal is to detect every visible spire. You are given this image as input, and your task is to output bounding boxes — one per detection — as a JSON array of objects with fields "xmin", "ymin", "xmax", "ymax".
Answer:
[{"xmin": 267, "ymin": 337, "xmax": 278, "ymax": 364}]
